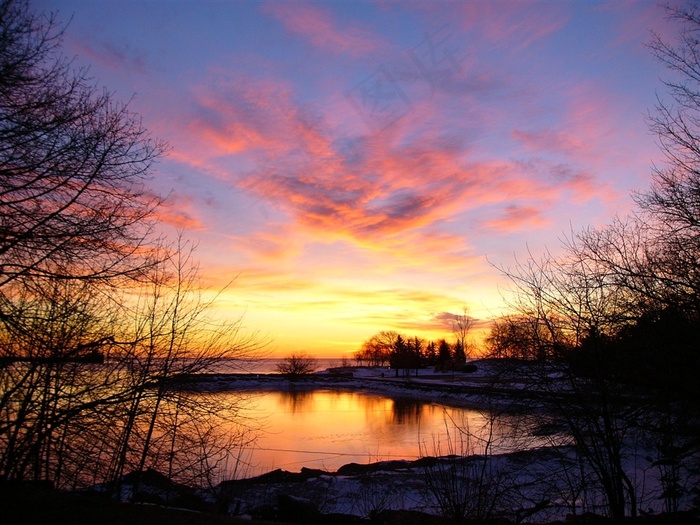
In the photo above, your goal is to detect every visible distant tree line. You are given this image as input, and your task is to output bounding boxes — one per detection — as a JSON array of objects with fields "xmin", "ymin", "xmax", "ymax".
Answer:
[{"xmin": 355, "ymin": 330, "xmax": 469, "ymax": 376}]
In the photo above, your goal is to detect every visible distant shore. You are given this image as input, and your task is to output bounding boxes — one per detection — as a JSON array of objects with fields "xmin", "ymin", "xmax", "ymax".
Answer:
[{"xmin": 173, "ymin": 359, "xmax": 552, "ymax": 412}]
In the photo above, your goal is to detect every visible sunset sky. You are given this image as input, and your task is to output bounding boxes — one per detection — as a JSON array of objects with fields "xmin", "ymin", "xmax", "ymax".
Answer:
[{"xmin": 36, "ymin": 1, "xmax": 678, "ymax": 358}]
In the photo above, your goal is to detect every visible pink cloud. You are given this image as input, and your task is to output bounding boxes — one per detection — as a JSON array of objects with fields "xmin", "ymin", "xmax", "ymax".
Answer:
[
  {"xmin": 69, "ymin": 35, "xmax": 148, "ymax": 74},
  {"xmin": 264, "ymin": 2, "xmax": 384, "ymax": 56},
  {"xmin": 186, "ymin": 75, "xmax": 299, "ymax": 157},
  {"xmin": 227, "ymin": 224, "xmax": 303, "ymax": 263},
  {"xmin": 480, "ymin": 205, "xmax": 549, "ymax": 233},
  {"xmin": 513, "ymin": 81, "xmax": 617, "ymax": 160},
  {"xmin": 596, "ymin": 2, "xmax": 676, "ymax": 50},
  {"xmin": 237, "ymin": 134, "xmax": 474, "ymax": 242},
  {"xmin": 154, "ymin": 197, "xmax": 205, "ymax": 231},
  {"xmin": 510, "ymin": 81, "xmax": 633, "ymax": 205},
  {"xmin": 164, "ymin": 65, "xmax": 622, "ymax": 261},
  {"xmin": 511, "ymin": 158, "xmax": 598, "ymax": 197},
  {"xmin": 458, "ymin": 2, "xmax": 569, "ymax": 52},
  {"xmin": 182, "ymin": 86, "xmax": 594, "ymax": 242},
  {"xmin": 239, "ymin": 139, "xmax": 563, "ymax": 246},
  {"xmin": 512, "ymin": 129, "xmax": 586, "ymax": 155}
]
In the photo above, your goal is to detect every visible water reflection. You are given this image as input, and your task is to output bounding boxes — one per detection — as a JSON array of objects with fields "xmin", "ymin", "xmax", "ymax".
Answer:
[
  {"xmin": 277, "ymin": 389, "xmax": 315, "ymax": 413},
  {"xmin": 218, "ymin": 389, "xmax": 532, "ymax": 479},
  {"xmin": 391, "ymin": 398, "xmax": 423, "ymax": 424}
]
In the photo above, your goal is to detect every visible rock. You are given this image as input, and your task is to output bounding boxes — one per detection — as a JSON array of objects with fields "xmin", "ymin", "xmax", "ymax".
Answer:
[
  {"xmin": 277, "ymin": 494, "xmax": 320, "ymax": 524},
  {"xmin": 300, "ymin": 467, "xmax": 328, "ymax": 479},
  {"xmin": 337, "ymin": 460, "xmax": 411, "ymax": 476}
]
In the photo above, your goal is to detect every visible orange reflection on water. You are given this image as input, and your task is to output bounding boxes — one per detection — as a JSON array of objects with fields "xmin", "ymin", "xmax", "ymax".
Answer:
[{"xmin": 221, "ymin": 389, "xmax": 513, "ymax": 479}]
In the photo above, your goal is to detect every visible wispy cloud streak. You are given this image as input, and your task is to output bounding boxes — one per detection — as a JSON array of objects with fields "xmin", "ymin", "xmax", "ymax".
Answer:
[{"xmin": 264, "ymin": 2, "xmax": 385, "ymax": 56}]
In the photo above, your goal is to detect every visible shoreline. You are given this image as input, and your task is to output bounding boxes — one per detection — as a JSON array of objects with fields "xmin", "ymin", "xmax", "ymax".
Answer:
[{"xmin": 174, "ymin": 359, "xmax": 554, "ymax": 413}]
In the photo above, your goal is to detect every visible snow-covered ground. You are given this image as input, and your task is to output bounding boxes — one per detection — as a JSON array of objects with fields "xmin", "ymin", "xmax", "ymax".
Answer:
[
  {"xmin": 216, "ymin": 445, "xmax": 597, "ymax": 523},
  {"xmin": 117, "ymin": 442, "xmax": 681, "ymax": 523}
]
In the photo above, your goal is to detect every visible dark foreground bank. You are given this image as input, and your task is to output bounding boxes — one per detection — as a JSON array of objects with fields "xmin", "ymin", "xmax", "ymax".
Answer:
[
  {"xmin": 0, "ymin": 482, "xmax": 267, "ymax": 525},
  {"xmin": 2, "ymin": 482, "xmax": 700, "ymax": 525}
]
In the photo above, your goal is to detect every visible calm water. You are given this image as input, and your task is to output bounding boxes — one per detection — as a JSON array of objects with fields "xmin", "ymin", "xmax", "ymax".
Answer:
[{"xmin": 220, "ymin": 389, "xmax": 537, "ymax": 479}]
